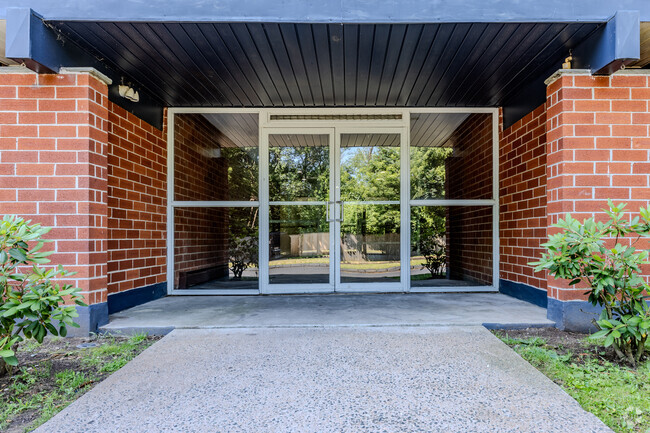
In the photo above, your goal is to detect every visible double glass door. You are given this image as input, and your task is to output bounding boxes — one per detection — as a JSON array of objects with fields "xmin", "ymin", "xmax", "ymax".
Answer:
[{"xmin": 261, "ymin": 127, "xmax": 406, "ymax": 293}]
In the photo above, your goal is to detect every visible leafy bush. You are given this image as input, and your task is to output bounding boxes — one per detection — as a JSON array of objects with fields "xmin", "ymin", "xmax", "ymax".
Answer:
[
  {"xmin": 420, "ymin": 236, "xmax": 446, "ymax": 278},
  {"xmin": 229, "ymin": 235, "xmax": 258, "ymax": 280},
  {"xmin": 1, "ymin": 216, "xmax": 86, "ymax": 375},
  {"xmin": 531, "ymin": 201, "xmax": 650, "ymax": 367}
]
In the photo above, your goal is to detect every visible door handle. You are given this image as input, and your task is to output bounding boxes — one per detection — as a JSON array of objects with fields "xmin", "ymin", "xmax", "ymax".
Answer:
[
  {"xmin": 335, "ymin": 201, "xmax": 344, "ymax": 222},
  {"xmin": 326, "ymin": 201, "xmax": 335, "ymax": 222}
]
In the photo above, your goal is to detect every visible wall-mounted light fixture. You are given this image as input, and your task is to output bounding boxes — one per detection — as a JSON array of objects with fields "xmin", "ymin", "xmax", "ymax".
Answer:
[
  {"xmin": 118, "ymin": 81, "xmax": 140, "ymax": 102},
  {"xmin": 562, "ymin": 50, "xmax": 573, "ymax": 70}
]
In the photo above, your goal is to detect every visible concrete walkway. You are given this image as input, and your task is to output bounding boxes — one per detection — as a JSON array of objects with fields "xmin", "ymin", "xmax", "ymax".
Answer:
[
  {"xmin": 37, "ymin": 326, "xmax": 611, "ymax": 433},
  {"xmin": 101, "ymin": 293, "xmax": 555, "ymax": 334}
]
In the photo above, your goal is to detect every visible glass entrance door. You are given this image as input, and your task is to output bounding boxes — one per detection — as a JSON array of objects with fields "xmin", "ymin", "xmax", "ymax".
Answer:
[
  {"xmin": 336, "ymin": 131, "xmax": 405, "ymax": 291},
  {"xmin": 261, "ymin": 126, "xmax": 406, "ymax": 294},
  {"xmin": 262, "ymin": 129, "xmax": 336, "ymax": 293}
]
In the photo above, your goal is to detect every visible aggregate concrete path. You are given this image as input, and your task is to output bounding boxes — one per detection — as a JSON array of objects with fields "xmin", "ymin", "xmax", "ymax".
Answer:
[
  {"xmin": 102, "ymin": 293, "xmax": 555, "ymax": 334},
  {"xmin": 37, "ymin": 326, "xmax": 611, "ymax": 433}
]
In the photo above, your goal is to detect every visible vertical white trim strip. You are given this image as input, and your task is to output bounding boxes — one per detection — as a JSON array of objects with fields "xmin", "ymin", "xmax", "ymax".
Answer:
[
  {"xmin": 166, "ymin": 110, "xmax": 175, "ymax": 295},
  {"xmin": 329, "ymin": 131, "xmax": 336, "ymax": 289},
  {"xmin": 492, "ymin": 109, "xmax": 500, "ymax": 291},
  {"xmin": 333, "ymin": 130, "xmax": 342, "ymax": 289},
  {"xmin": 401, "ymin": 121, "xmax": 410, "ymax": 292},
  {"xmin": 259, "ymin": 119, "xmax": 270, "ymax": 294}
]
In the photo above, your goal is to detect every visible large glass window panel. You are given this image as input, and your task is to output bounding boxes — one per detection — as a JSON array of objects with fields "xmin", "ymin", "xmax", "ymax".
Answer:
[
  {"xmin": 410, "ymin": 113, "xmax": 493, "ymax": 200},
  {"xmin": 340, "ymin": 204, "xmax": 400, "ymax": 283},
  {"xmin": 174, "ymin": 113, "xmax": 259, "ymax": 201},
  {"xmin": 174, "ymin": 207, "xmax": 258, "ymax": 290},
  {"xmin": 269, "ymin": 205, "xmax": 330, "ymax": 284},
  {"xmin": 410, "ymin": 205, "xmax": 493, "ymax": 287},
  {"xmin": 269, "ymin": 134, "xmax": 329, "ymax": 202},
  {"xmin": 340, "ymin": 133, "xmax": 400, "ymax": 202}
]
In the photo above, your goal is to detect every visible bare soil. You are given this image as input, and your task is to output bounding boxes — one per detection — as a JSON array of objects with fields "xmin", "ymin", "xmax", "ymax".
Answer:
[{"xmin": 494, "ymin": 327, "xmax": 645, "ymax": 365}]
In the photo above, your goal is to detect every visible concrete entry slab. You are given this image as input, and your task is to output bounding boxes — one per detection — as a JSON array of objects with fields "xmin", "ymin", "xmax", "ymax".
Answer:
[
  {"xmin": 101, "ymin": 293, "xmax": 554, "ymax": 334},
  {"xmin": 37, "ymin": 326, "xmax": 610, "ymax": 433}
]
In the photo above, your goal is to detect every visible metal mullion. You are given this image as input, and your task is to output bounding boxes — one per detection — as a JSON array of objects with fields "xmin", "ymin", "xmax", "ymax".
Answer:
[
  {"xmin": 170, "ymin": 289, "xmax": 260, "ymax": 296},
  {"xmin": 401, "ymin": 125, "xmax": 410, "ymax": 293},
  {"xmin": 336, "ymin": 283, "xmax": 404, "ymax": 293},
  {"xmin": 259, "ymin": 116, "xmax": 270, "ymax": 294},
  {"xmin": 333, "ymin": 128, "xmax": 341, "ymax": 289},
  {"xmin": 409, "ymin": 286, "xmax": 498, "ymax": 294},
  {"xmin": 340, "ymin": 200, "xmax": 400, "ymax": 206},
  {"xmin": 329, "ymin": 130, "xmax": 336, "ymax": 290},
  {"xmin": 492, "ymin": 109, "xmax": 500, "ymax": 291},
  {"xmin": 172, "ymin": 201, "xmax": 260, "ymax": 208},
  {"xmin": 269, "ymin": 201, "xmax": 327, "ymax": 206},
  {"xmin": 166, "ymin": 109, "xmax": 175, "ymax": 295},
  {"xmin": 409, "ymin": 199, "xmax": 496, "ymax": 207}
]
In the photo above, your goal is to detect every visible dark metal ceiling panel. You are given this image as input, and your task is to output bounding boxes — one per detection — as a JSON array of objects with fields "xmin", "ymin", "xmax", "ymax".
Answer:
[{"xmin": 50, "ymin": 21, "xmax": 601, "ymax": 109}]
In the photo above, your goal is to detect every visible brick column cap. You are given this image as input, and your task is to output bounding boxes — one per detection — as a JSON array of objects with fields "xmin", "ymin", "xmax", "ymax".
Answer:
[
  {"xmin": 544, "ymin": 69, "xmax": 592, "ymax": 86},
  {"xmin": 58, "ymin": 67, "xmax": 113, "ymax": 85},
  {"xmin": 545, "ymin": 68, "xmax": 650, "ymax": 86}
]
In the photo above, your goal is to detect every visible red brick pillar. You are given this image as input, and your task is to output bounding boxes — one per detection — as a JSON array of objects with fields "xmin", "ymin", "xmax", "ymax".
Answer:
[
  {"xmin": 0, "ymin": 67, "xmax": 109, "ymax": 334},
  {"xmin": 545, "ymin": 70, "xmax": 650, "ymax": 330}
]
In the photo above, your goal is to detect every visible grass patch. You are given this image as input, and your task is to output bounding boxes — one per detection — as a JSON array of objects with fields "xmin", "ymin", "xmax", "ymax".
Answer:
[
  {"xmin": 0, "ymin": 333, "xmax": 160, "ymax": 432},
  {"xmin": 495, "ymin": 330, "xmax": 650, "ymax": 433}
]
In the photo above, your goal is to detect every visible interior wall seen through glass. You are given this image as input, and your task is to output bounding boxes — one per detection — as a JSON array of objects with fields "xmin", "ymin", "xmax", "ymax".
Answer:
[
  {"xmin": 174, "ymin": 113, "xmax": 259, "ymax": 202},
  {"xmin": 410, "ymin": 205, "xmax": 493, "ymax": 287},
  {"xmin": 410, "ymin": 112, "xmax": 492, "ymax": 200},
  {"xmin": 174, "ymin": 206, "xmax": 259, "ymax": 290}
]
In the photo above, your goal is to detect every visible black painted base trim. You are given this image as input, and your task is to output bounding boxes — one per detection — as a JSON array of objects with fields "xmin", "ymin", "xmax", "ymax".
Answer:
[
  {"xmin": 67, "ymin": 302, "xmax": 109, "ymax": 336},
  {"xmin": 547, "ymin": 298, "xmax": 602, "ymax": 333},
  {"xmin": 499, "ymin": 279, "xmax": 547, "ymax": 308},
  {"xmin": 107, "ymin": 282, "xmax": 167, "ymax": 315}
]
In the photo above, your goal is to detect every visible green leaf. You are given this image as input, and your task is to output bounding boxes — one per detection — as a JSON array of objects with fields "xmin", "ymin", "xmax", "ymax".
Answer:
[
  {"xmin": 589, "ymin": 330, "xmax": 609, "ymax": 339},
  {"xmin": 598, "ymin": 320, "xmax": 614, "ymax": 329},
  {"xmin": 8, "ymin": 248, "xmax": 27, "ymax": 262},
  {"xmin": 2, "ymin": 355, "xmax": 18, "ymax": 366},
  {"xmin": 0, "ymin": 349, "xmax": 14, "ymax": 358}
]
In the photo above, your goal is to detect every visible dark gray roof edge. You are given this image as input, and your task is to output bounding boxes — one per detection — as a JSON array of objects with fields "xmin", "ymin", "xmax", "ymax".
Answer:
[{"xmin": 0, "ymin": 1, "xmax": 648, "ymax": 23}]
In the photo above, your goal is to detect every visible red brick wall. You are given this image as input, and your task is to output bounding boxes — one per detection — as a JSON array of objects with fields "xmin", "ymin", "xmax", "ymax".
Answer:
[
  {"xmin": 174, "ymin": 207, "xmax": 228, "ymax": 287},
  {"xmin": 499, "ymin": 104, "xmax": 548, "ymax": 291},
  {"xmin": 174, "ymin": 114, "xmax": 228, "ymax": 202},
  {"xmin": 445, "ymin": 113, "xmax": 493, "ymax": 200},
  {"xmin": 106, "ymin": 102, "xmax": 167, "ymax": 295},
  {"xmin": 445, "ymin": 113, "xmax": 493, "ymax": 285},
  {"xmin": 0, "ymin": 70, "xmax": 108, "ymax": 305},
  {"xmin": 173, "ymin": 114, "xmax": 229, "ymax": 287},
  {"xmin": 546, "ymin": 71, "xmax": 650, "ymax": 301}
]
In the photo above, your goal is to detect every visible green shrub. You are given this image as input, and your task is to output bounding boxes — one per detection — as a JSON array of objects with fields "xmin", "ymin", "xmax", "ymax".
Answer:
[
  {"xmin": 0, "ymin": 215, "xmax": 86, "ymax": 375},
  {"xmin": 420, "ymin": 236, "xmax": 446, "ymax": 278},
  {"xmin": 531, "ymin": 200, "xmax": 650, "ymax": 368},
  {"xmin": 229, "ymin": 235, "xmax": 258, "ymax": 280}
]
